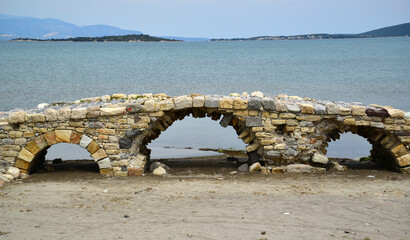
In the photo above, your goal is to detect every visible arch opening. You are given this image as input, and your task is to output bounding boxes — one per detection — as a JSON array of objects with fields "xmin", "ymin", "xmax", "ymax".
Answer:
[{"xmin": 143, "ymin": 110, "xmax": 250, "ymax": 175}]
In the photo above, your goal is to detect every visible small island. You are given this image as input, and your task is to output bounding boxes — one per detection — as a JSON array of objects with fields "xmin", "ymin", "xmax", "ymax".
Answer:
[{"xmin": 11, "ymin": 34, "xmax": 181, "ymax": 42}]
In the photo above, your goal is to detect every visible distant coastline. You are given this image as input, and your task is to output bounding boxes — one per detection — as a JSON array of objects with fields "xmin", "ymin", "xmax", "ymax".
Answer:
[{"xmin": 10, "ymin": 34, "xmax": 181, "ymax": 42}]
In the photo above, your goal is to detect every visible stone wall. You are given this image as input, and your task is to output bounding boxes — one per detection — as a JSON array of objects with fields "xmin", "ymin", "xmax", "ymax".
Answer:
[{"xmin": 1, "ymin": 91, "xmax": 409, "ymax": 179}]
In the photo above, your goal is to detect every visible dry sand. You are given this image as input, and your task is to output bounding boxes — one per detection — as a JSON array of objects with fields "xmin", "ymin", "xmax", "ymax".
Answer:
[{"xmin": 1, "ymin": 160, "xmax": 410, "ymax": 240}]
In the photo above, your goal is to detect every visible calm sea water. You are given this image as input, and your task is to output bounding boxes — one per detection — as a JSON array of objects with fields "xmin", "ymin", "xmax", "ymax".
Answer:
[{"xmin": 1, "ymin": 38, "xmax": 409, "ymax": 159}]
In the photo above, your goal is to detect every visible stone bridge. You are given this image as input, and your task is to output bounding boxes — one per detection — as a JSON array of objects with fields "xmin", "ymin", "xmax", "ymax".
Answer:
[{"xmin": 1, "ymin": 92, "xmax": 409, "ymax": 176}]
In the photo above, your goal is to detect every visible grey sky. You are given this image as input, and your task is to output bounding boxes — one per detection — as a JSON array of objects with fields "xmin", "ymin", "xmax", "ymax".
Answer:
[{"xmin": 1, "ymin": 0, "xmax": 409, "ymax": 38}]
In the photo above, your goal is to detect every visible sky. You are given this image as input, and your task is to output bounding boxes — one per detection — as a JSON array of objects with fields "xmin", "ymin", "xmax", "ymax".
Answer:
[{"xmin": 1, "ymin": 0, "xmax": 409, "ymax": 38}]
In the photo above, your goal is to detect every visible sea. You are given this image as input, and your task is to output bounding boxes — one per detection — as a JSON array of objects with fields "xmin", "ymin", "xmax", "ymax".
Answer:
[{"xmin": 0, "ymin": 38, "xmax": 409, "ymax": 160}]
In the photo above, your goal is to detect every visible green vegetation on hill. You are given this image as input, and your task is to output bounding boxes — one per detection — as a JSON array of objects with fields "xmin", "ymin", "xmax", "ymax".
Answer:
[
  {"xmin": 11, "ymin": 34, "xmax": 180, "ymax": 42},
  {"xmin": 360, "ymin": 23, "xmax": 410, "ymax": 37}
]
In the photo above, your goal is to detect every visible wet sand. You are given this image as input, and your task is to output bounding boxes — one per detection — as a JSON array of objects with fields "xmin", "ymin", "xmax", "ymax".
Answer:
[{"xmin": 1, "ymin": 159, "xmax": 410, "ymax": 240}]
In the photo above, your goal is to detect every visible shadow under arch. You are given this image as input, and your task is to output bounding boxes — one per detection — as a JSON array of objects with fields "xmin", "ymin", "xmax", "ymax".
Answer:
[
  {"xmin": 134, "ymin": 108, "xmax": 262, "ymax": 171},
  {"xmin": 14, "ymin": 130, "xmax": 112, "ymax": 174},
  {"xmin": 318, "ymin": 119, "xmax": 408, "ymax": 171}
]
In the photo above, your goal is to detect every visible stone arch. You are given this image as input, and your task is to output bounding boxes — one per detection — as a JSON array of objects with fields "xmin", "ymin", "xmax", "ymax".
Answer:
[
  {"xmin": 317, "ymin": 119, "xmax": 409, "ymax": 170},
  {"xmin": 130, "ymin": 107, "xmax": 262, "ymax": 171},
  {"xmin": 14, "ymin": 130, "xmax": 112, "ymax": 174}
]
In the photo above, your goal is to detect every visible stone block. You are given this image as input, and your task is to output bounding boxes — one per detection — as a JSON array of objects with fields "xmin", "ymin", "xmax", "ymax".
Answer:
[
  {"xmin": 125, "ymin": 129, "xmax": 141, "ymax": 137},
  {"xmin": 193, "ymin": 96, "xmax": 205, "ymax": 107},
  {"xmin": 251, "ymin": 91, "xmax": 264, "ymax": 98},
  {"xmin": 126, "ymin": 103, "xmax": 143, "ymax": 113},
  {"xmin": 23, "ymin": 132, "xmax": 35, "ymax": 138},
  {"xmin": 265, "ymin": 150, "xmax": 281, "ymax": 158},
  {"xmin": 218, "ymin": 98, "xmax": 234, "ymax": 109},
  {"xmin": 2, "ymin": 138, "xmax": 14, "ymax": 145},
  {"xmin": 311, "ymin": 153, "xmax": 328, "ymax": 164},
  {"xmin": 285, "ymin": 164, "xmax": 313, "ymax": 174},
  {"xmin": 55, "ymin": 130, "xmax": 72, "ymax": 143},
  {"xmin": 314, "ymin": 105, "xmax": 326, "ymax": 115},
  {"xmin": 246, "ymin": 142, "xmax": 261, "ymax": 152},
  {"xmin": 88, "ymin": 121, "xmax": 104, "ymax": 128},
  {"xmin": 17, "ymin": 148, "xmax": 35, "ymax": 162},
  {"xmin": 232, "ymin": 98, "xmax": 247, "ymax": 110},
  {"xmin": 205, "ymin": 97, "xmax": 219, "ymax": 108},
  {"xmin": 45, "ymin": 109, "xmax": 58, "ymax": 121},
  {"xmin": 97, "ymin": 129, "xmax": 115, "ymax": 135},
  {"xmin": 92, "ymin": 148, "xmax": 108, "ymax": 161},
  {"xmin": 9, "ymin": 111, "xmax": 26, "ymax": 124},
  {"xmin": 343, "ymin": 118, "xmax": 355, "ymax": 125},
  {"xmin": 143, "ymin": 100, "xmax": 156, "ymax": 112},
  {"xmin": 79, "ymin": 135, "xmax": 93, "ymax": 148},
  {"xmin": 271, "ymin": 119, "xmax": 286, "ymax": 125},
  {"xmin": 300, "ymin": 104, "xmax": 314, "ymax": 114},
  {"xmin": 15, "ymin": 158, "xmax": 30, "ymax": 170},
  {"xmin": 249, "ymin": 162, "xmax": 261, "ymax": 173},
  {"xmin": 247, "ymin": 98, "xmax": 262, "ymax": 110},
  {"xmin": 370, "ymin": 122, "xmax": 384, "ymax": 129},
  {"xmin": 174, "ymin": 96, "xmax": 193, "ymax": 110},
  {"xmin": 275, "ymin": 102, "xmax": 287, "ymax": 112},
  {"xmin": 339, "ymin": 107, "xmax": 351, "ymax": 115},
  {"xmin": 325, "ymin": 103, "xmax": 339, "ymax": 114},
  {"xmin": 220, "ymin": 113, "xmax": 234, "ymax": 128},
  {"xmin": 87, "ymin": 141, "xmax": 100, "ymax": 154},
  {"xmin": 100, "ymin": 107, "xmax": 126, "ymax": 116},
  {"xmin": 245, "ymin": 116, "xmax": 262, "ymax": 127},
  {"xmin": 387, "ymin": 109, "xmax": 405, "ymax": 119},
  {"xmin": 365, "ymin": 108, "xmax": 389, "ymax": 118},
  {"xmin": 1, "ymin": 151, "xmax": 19, "ymax": 157},
  {"xmin": 261, "ymin": 98, "xmax": 276, "ymax": 111},
  {"xmin": 44, "ymin": 131, "xmax": 57, "ymax": 145},
  {"xmin": 279, "ymin": 113, "xmax": 296, "ymax": 119},
  {"xmin": 15, "ymin": 138, "xmax": 27, "ymax": 145},
  {"xmin": 119, "ymin": 137, "xmax": 132, "ymax": 149},
  {"xmin": 97, "ymin": 158, "xmax": 111, "ymax": 169},
  {"xmin": 70, "ymin": 108, "xmax": 86, "ymax": 119},
  {"xmin": 286, "ymin": 119, "xmax": 298, "ymax": 126},
  {"xmin": 70, "ymin": 131, "xmax": 82, "ymax": 144},
  {"xmin": 396, "ymin": 153, "xmax": 410, "ymax": 167},
  {"xmin": 34, "ymin": 135, "xmax": 48, "ymax": 149},
  {"xmin": 391, "ymin": 144, "xmax": 407, "ymax": 157},
  {"xmin": 9, "ymin": 131, "xmax": 23, "ymax": 139},
  {"xmin": 299, "ymin": 121, "xmax": 313, "ymax": 127},
  {"xmin": 286, "ymin": 104, "xmax": 300, "ymax": 113},
  {"xmin": 351, "ymin": 105, "xmax": 365, "ymax": 116},
  {"xmin": 25, "ymin": 140, "xmax": 41, "ymax": 154},
  {"xmin": 158, "ymin": 100, "xmax": 174, "ymax": 111},
  {"xmin": 112, "ymin": 93, "xmax": 127, "ymax": 99},
  {"xmin": 58, "ymin": 107, "xmax": 71, "ymax": 121},
  {"xmin": 128, "ymin": 167, "xmax": 143, "ymax": 176}
]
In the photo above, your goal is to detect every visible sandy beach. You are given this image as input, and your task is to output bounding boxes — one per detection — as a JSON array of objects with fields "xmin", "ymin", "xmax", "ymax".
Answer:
[{"xmin": 1, "ymin": 159, "xmax": 409, "ymax": 240}]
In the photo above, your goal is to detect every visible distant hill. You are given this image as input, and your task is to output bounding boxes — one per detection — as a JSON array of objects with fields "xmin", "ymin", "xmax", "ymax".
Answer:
[
  {"xmin": 211, "ymin": 23, "xmax": 410, "ymax": 41},
  {"xmin": 159, "ymin": 36, "xmax": 210, "ymax": 42},
  {"xmin": 0, "ymin": 13, "xmax": 142, "ymax": 40},
  {"xmin": 12, "ymin": 34, "xmax": 180, "ymax": 42},
  {"xmin": 360, "ymin": 23, "xmax": 410, "ymax": 37}
]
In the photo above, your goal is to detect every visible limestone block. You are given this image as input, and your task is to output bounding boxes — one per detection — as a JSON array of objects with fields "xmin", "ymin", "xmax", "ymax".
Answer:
[
  {"xmin": 128, "ymin": 167, "xmax": 143, "ymax": 176},
  {"xmin": 286, "ymin": 104, "xmax": 300, "ymax": 113},
  {"xmin": 1, "ymin": 151, "xmax": 19, "ymax": 157},
  {"xmin": 109, "ymin": 136, "xmax": 119, "ymax": 143},
  {"xmin": 175, "ymin": 96, "xmax": 193, "ymax": 110},
  {"xmin": 15, "ymin": 158, "xmax": 30, "ymax": 170},
  {"xmin": 275, "ymin": 102, "xmax": 287, "ymax": 112},
  {"xmin": 79, "ymin": 135, "xmax": 93, "ymax": 148},
  {"xmin": 44, "ymin": 131, "xmax": 57, "ymax": 145},
  {"xmin": 23, "ymin": 132, "xmax": 35, "ymax": 138},
  {"xmin": 245, "ymin": 116, "xmax": 262, "ymax": 127},
  {"xmin": 285, "ymin": 164, "xmax": 313, "ymax": 174},
  {"xmin": 9, "ymin": 131, "xmax": 23, "ymax": 139},
  {"xmin": 365, "ymin": 108, "xmax": 389, "ymax": 118},
  {"xmin": 343, "ymin": 118, "xmax": 355, "ymax": 125},
  {"xmin": 218, "ymin": 98, "xmax": 234, "ymax": 109},
  {"xmin": 25, "ymin": 140, "xmax": 41, "ymax": 154},
  {"xmin": 325, "ymin": 103, "xmax": 339, "ymax": 114},
  {"xmin": 205, "ymin": 97, "xmax": 219, "ymax": 108},
  {"xmin": 385, "ymin": 125, "xmax": 401, "ymax": 131},
  {"xmin": 232, "ymin": 98, "xmax": 247, "ymax": 110},
  {"xmin": 18, "ymin": 148, "xmax": 35, "ymax": 162},
  {"xmin": 279, "ymin": 113, "xmax": 296, "ymax": 119},
  {"xmin": 262, "ymin": 98, "xmax": 276, "ymax": 111},
  {"xmin": 251, "ymin": 91, "xmax": 264, "ymax": 98},
  {"xmin": 7, "ymin": 166, "xmax": 20, "ymax": 178},
  {"xmin": 70, "ymin": 131, "xmax": 82, "ymax": 144},
  {"xmin": 193, "ymin": 96, "xmax": 206, "ymax": 107},
  {"xmin": 142, "ymin": 100, "xmax": 155, "ymax": 112},
  {"xmin": 158, "ymin": 100, "xmax": 174, "ymax": 111},
  {"xmin": 112, "ymin": 93, "xmax": 127, "ymax": 99},
  {"xmin": 387, "ymin": 109, "xmax": 405, "ymax": 119},
  {"xmin": 339, "ymin": 107, "xmax": 351, "ymax": 115},
  {"xmin": 14, "ymin": 138, "xmax": 27, "ymax": 145},
  {"xmin": 246, "ymin": 142, "xmax": 261, "ymax": 152},
  {"xmin": 34, "ymin": 135, "xmax": 48, "ymax": 149},
  {"xmin": 406, "ymin": 112, "xmax": 410, "ymax": 119},
  {"xmin": 43, "ymin": 109, "xmax": 58, "ymax": 122},
  {"xmin": 100, "ymin": 107, "xmax": 126, "ymax": 116},
  {"xmin": 87, "ymin": 141, "xmax": 100, "ymax": 154},
  {"xmin": 97, "ymin": 158, "xmax": 111, "ymax": 169},
  {"xmin": 58, "ymin": 108, "xmax": 71, "ymax": 121},
  {"xmin": 314, "ymin": 104, "xmax": 326, "ymax": 115},
  {"xmin": 311, "ymin": 153, "xmax": 328, "ymax": 164},
  {"xmin": 2, "ymin": 138, "xmax": 14, "ymax": 145},
  {"xmin": 286, "ymin": 119, "xmax": 298, "ymax": 126},
  {"xmin": 55, "ymin": 130, "xmax": 72, "ymax": 143},
  {"xmin": 125, "ymin": 129, "xmax": 141, "ymax": 137},
  {"xmin": 299, "ymin": 121, "xmax": 313, "ymax": 127},
  {"xmin": 26, "ymin": 113, "xmax": 45, "ymax": 123},
  {"xmin": 271, "ymin": 119, "xmax": 286, "ymax": 125},
  {"xmin": 274, "ymin": 144, "xmax": 285, "ymax": 150},
  {"xmin": 300, "ymin": 104, "xmax": 314, "ymax": 114},
  {"xmin": 391, "ymin": 144, "xmax": 407, "ymax": 157},
  {"xmin": 265, "ymin": 150, "xmax": 281, "ymax": 158},
  {"xmin": 119, "ymin": 137, "xmax": 132, "ymax": 149},
  {"xmin": 351, "ymin": 105, "xmax": 366, "ymax": 116},
  {"xmin": 249, "ymin": 162, "xmax": 261, "ymax": 173},
  {"xmin": 153, "ymin": 166, "xmax": 166, "ymax": 176},
  {"xmin": 369, "ymin": 122, "xmax": 384, "ymax": 129},
  {"xmin": 125, "ymin": 103, "xmax": 143, "ymax": 113},
  {"xmin": 92, "ymin": 148, "xmax": 108, "ymax": 161},
  {"xmin": 396, "ymin": 153, "xmax": 410, "ymax": 167},
  {"xmin": 9, "ymin": 111, "xmax": 26, "ymax": 124}
]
